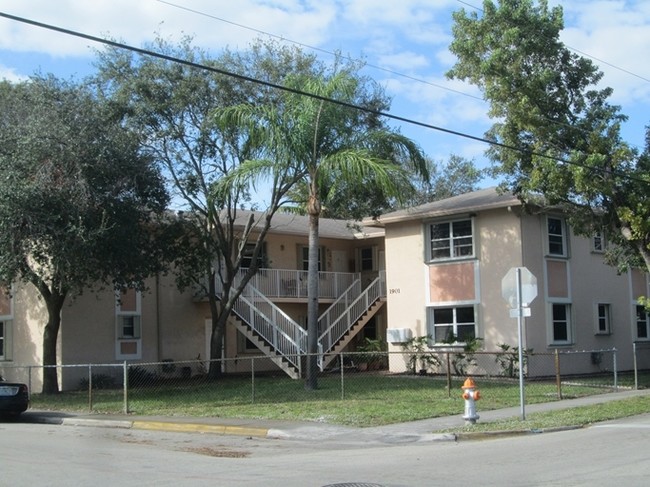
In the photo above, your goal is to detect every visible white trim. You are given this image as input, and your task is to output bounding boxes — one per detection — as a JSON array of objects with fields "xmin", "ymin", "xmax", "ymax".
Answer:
[
  {"xmin": 424, "ymin": 217, "xmax": 475, "ymax": 263},
  {"xmin": 594, "ymin": 302, "xmax": 612, "ymax": 336},
  {"xmin": 115, "ymin": 289, "xmax": 142, "ymax": 360},
  {"xmin": 545, "ymin": 215, "xmax": 569, "ymax": 258},
  {"xmin": 546, "ymin": 302, "xmax": 574, "ymax": 346}
]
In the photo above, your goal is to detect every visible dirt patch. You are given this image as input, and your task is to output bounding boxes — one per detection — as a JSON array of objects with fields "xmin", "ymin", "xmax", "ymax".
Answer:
[{"xmin": 183, "ymin": 446, "xmax": 250, "ymax": 458}]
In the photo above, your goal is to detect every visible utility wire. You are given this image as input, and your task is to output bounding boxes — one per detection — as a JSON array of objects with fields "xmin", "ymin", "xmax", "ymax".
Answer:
[
  {"xmin": 155, "ymin": 0, "xmax": 484, "ymax": 102},
  {"xmin": 0, "ymin": 11, "xmax": 648, "ymax": 186},
  {"xmin": 456, "ymin": 0, "xmax": 650, "ymax": 83},
  {"xmin": 154, "ymin": 0, "xmax": 645, "ymax": 151}
]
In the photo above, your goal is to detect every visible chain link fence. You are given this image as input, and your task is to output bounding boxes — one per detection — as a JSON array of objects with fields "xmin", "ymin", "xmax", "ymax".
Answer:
[{"xmin": 2, "ymin": 346, "xmax": 648, "ymax": 417}]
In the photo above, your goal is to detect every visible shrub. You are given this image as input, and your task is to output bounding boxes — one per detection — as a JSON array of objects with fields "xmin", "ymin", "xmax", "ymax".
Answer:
[
  {"xmin": 78, "ymin": 374, "xmax": 117, "ymax": 390},
  {"xmin": 128, "ymin": 366, "xmax": 157, "ymax": 387},
  {"xmin": 495, "ymin": 343, "xmax": 533, "ymax": 378}
]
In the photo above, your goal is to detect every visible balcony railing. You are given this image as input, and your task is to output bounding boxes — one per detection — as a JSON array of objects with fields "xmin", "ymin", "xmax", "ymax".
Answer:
[{"xmin": 220, "ymin": 268, "xmax": 359, "ymax": 300}]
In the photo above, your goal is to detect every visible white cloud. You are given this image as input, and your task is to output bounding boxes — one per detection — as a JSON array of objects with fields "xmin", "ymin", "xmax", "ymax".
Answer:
[
  {"xmin": 376, "ymin": 51, "xmax": 429, "ymax": 72},
  {"xmin": 0, "ymin": 64, "xmax": 26, "ymax": 82},
  {"xmin": 0, "ymin": 0, "xmax": 338, "ymax": 57}
]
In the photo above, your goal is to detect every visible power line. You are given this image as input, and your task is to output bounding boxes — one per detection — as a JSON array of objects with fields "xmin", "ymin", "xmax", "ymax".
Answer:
[
  {"xmin": 155, "ymin": 0, "xmax": 485, "ymax": 103},
  {"xmin": 153, "ymin": 0, "xmax": 645, "ymax": 151},
  {"xmin": 456, "ymin": 0, "xmax": 650, "ymax": 83},
  {"xmin": 0, "ymin": 11, "xmax": 647, "ymax": 187}
]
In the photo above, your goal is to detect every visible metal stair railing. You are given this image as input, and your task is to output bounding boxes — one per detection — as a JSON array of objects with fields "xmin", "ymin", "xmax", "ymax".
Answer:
[
  {"xmin": 318, "ymin": 271, "xmax": 386, "ymax": 364},
  {"xmin": 232, "ymin": 285, "xmax": 306, "ymax": 374}
]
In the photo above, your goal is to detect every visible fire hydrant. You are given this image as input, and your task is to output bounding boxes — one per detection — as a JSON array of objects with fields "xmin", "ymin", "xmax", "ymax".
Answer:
[{"xmin": 461, "ymin": 377, "xmax": 481, "ymax": 424}]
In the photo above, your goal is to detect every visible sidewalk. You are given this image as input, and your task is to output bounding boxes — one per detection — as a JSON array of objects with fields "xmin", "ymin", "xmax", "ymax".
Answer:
[{"xmin": 24, "ymin": 388, "xmax": 650, "ymax": 443}]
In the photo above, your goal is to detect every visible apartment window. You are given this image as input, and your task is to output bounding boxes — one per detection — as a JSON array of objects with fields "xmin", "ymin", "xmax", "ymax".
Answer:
[
  {"xmin": 592, "ymin": 231, "xmax": 606, "ymax": 253},
  {"xmin": 427, "ymin": 306, "xmax": 476, "ymax": 343},
  {"xmin": 636, "ymin": 305, "xmax": 649, "ymax": 340},
  {"xmin": 428, "ymin": 219, "xmax": 473, "ymax": 261},
  {"xmin": 241, "ymin": 242, "xmax": 267, "ymax": 269},
  {"xmin": 0, "ymin": 321, "xmax": 5, "ymax": 360},
  {"xmin": 360, "ymin": 247, "xmax": 374, "ymax": 271},
  {"xmin": 596, "ymin": 303, "xmax": 611, "ymax": 335},
  {"xmin": 0, "ymin": 320, "xmax": 13, "ymax": 361},
  {"xmin": 0, "ymin": 289, "xmax": 13, "ymax": 361},
  {"xmin": 301, "ymin": 246, "xmax": 324, "ymax": 271},
  {"xmin": 547, "ymin": 217, "xmax": 567, "ymax": 256},
  {"xmin": 551, "ymin": 303, "xmax": 572, "ymax": 344},
  {"xmin": 116, "ymin": 288, "xmax": 142, "ymax": 359}
]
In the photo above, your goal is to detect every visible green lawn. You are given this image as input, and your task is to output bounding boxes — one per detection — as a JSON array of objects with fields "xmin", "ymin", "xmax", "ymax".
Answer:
[{"xmin": 30, "ymin": 374, "xmax": 624, "ymax": 427}]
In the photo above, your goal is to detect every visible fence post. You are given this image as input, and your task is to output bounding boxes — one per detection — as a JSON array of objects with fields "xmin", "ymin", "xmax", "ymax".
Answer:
[
  {"xmin": 633, "ymin": 342, "xmax": 638, "ymax": 390},
  {"xmin": 612, "ymin": 348, "xmax": 618, "ymax": 391},
  {"xmin": 555, "ymin": 349, "xmax": 562, "ymax": 400},
  {"xmin": 251, "ymin": 357, "xmax": 255, "ymax": 404},
  {"xmin": 446, "ymin": 352, "xmax": 452, "ymax": 398},
  {"xmin": 123, "ymin": 360, "xmax": 128, "ymax": 414},
  {"xmin": 339, "ymin": 353, "xmax": 345, "ymax": 400},
  {"xmin": 88, "ymin": 364, "xmax": 93, "ymax": 412}
]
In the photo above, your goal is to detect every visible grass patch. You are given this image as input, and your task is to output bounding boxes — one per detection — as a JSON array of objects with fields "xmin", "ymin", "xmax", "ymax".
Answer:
[
  {"xmin": 29, "ymin": 374, "xmax": 620, "ymax": 427},
  {"xmin": 448, "ymin": 396, "xmax": 650, "ymax": 434}
]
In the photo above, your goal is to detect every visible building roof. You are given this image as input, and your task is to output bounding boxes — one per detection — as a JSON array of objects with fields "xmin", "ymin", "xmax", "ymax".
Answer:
[
  {"xmin": 365, "ymin": 187, "xmax": 521, "ymax": 226},
  {"xmin": 234, "ymin": 209, "xmax": 384, "ymax": 240}
]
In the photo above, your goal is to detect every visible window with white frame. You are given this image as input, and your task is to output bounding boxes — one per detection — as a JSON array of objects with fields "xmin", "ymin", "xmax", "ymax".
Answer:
[
  {"xmin": 0, "ymin": 321, "xmax": 5, "ymax": 360},
  {"xmin": 592, "ymin": 230, "xmax": 606, "ymax": 253},
  {"xmin": 547, "ymin": 216, "xmax": 567, "ymax": 256},
  {"xmin": 427, "ymin": 306, "xmax": 476, "ymax": 344},
  {"xmin": 635, "ymin": 305, "xmax": 649, "ymax": 340},
  {"xmin": 596, "ymin": 303, "xmax": 611, "ymax": 335},
  {"xmin": 116, "ymin": 288, "xmax": 141, "ymax": 339},
  {"xmin": 427, "ymin": 219, "xmax": 474, "ymax": 261},
  {"xmin": 551, "ymin": 303, "xmax": 572, "ymax": 344},
  {"xmin": 0, "ymin": 290, "xmax": 13, "ymax": 361}
]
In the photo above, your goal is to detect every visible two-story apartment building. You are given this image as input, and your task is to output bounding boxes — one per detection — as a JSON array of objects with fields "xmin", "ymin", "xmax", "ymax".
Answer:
[
  {"xmin": 371, "ymin": 187, "xmax": 649, "ymax": 374},
  {"xmin": 2, "ymin": 188, "xmax": 648, "ymax": 391},
  {"xmin": 1, "ymin": 211, "xmax": 387, "ymax": 391}
]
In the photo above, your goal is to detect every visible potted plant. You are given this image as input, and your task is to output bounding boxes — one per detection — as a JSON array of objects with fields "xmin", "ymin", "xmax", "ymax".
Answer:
[
  {"xmin": 401, "ymin": 335, "xmax": 440, "ymax": 375},
  {"xmin": 356, "ymin": 337, "xmax": 387, "ymax": 371}
]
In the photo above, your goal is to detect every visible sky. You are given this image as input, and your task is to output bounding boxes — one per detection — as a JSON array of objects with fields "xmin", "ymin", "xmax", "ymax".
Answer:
[{"xmin": 1, "ymin": 0, "xmax": 650, "ymax": 195}]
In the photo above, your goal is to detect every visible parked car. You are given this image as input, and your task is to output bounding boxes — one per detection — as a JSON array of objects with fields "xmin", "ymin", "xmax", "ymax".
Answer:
[{"xmin": 0, "ymin": 376, "xmax": 29, "ymax": 417}]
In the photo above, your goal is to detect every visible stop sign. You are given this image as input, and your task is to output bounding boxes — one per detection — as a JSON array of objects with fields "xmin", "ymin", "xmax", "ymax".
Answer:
[{"xmin": 502, "ymin": 267, "xmax": 537, "ymax": 309}]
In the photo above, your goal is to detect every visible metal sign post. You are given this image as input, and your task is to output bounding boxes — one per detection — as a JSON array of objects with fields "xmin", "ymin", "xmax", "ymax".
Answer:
[
  {"xmin": 502, "ymin": 267, "xmax": 537, "ymax": 421},
  {"xmin": 515, "ymin": 268, "xmax": 526, "ymax": 420}
]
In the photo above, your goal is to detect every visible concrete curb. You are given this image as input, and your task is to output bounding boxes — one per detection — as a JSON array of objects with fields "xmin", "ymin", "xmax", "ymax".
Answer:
[
  {"xmin": 132, "ymin": 420, "xmax": 270, "ymax": 438},
  {"xmin": 29, "ymin": 415, "xmax": 271, "ymax": 438},
  {"xmin": 455, "ymin": 424, "xmax": 585, "ymax": 441}
]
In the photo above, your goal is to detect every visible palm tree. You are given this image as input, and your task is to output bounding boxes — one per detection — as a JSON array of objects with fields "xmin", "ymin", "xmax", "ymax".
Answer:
[{"xmin": 220, "ymin": 68, "xmax": 428, "ymax": 389}]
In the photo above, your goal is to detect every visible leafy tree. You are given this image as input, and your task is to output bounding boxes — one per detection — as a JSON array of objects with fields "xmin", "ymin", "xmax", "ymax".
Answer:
[
  {"xmin": 0, "ymin": 76, "xmax": 171, "ymax": 393},
  {"xmin": 447, "ymin": 0, "xmax": 650, "ymax": 276},
  {"xmin": 222, "ymin": 66, "xmax": 428, "ymax": 389},
  {"xmin": 94, "ymin": 38, "xmax": 322, "ymax": 379},
  {"xmin": 405, "ymin": 154, "xmax": 484, "ymax": 208},
  {"xmin": 287, "ymin": 154, "xmax": 483, "ymax": 219}
]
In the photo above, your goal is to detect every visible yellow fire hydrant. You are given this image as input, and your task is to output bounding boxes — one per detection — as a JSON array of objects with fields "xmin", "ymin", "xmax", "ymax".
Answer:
[{"xmin": 461, "ymin": 377, "xmax": 481, "ymax": 424}]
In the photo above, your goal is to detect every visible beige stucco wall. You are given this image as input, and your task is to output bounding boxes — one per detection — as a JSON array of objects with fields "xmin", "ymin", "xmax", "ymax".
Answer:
[
  {"xmin": 475, "ymin": 208, "xmax": 525, "ymax": 350},
  {"xmin": 381, "ymin": 205, "xmax": 649, "ymax": 375},
  {"xmin": 1, "ymin": 282, "xmax": 50, "ymax": 389}
]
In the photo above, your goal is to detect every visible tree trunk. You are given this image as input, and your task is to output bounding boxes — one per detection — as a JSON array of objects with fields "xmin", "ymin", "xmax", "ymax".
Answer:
[
  {"xmin": 41, "ymin": 290, "xmax": 66, "ymax": 394},
  {"xmin": 207, "ymin": 270, "xmax": 226, "ymax": 380},
  {"xmin": 305, "ymin": 208, "xmax": 320, "ymax": 390}
]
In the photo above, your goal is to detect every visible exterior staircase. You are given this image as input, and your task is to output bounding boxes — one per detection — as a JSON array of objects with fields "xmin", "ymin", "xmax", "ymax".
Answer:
[
  {"xmin": 230, "ymin": 286, "xmax": 305, "ymax": 379},
  {"xmin": 318, "ymin": 272, "xmax": 386, "ymax": 369},
  {"xmin": 226, "ymin": 270, "xmax": 386, "ymax": 378}
]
